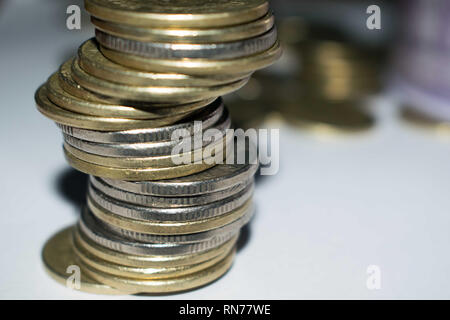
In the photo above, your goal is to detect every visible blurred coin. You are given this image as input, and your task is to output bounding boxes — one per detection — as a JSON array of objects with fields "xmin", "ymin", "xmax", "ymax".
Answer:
[{"xmin": 401, "ymin": 105, "xmax": 450, "ymax": 135}]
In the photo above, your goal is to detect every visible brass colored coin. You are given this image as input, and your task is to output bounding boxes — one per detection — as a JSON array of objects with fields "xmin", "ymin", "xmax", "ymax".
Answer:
[
  {"xmin": 281, "ymin": 99, "xmax": 375, "ymax": 134},
  {"xmin": 63, "ymin": 133, "xmax": 231, "ymax": 169},
  {"xmin": 35, "ymin": 85, "xmax": 190, "ymax": 131},
  {"xmin": 81, "ymin": 248, "xmax": 236, "ymax": 294},
  {"xmin": 48, "ymin": 72, "xmax": 195, "ymax": 120},
  {"xmin": 42, "ymin": 226, "xmax": 129, "ymax": 295},
  {"xmin": 401, "ymin": 105, "xmax": 450, "ymax": 135},
  {"xmin": 88, "ymin": 197, "xmax": 253, "ymax": 235},
  {"xmin": 100, "ymin": 41, "xmax": 282, "ymax": 75},
  {"xmin": 64, "ymin": 145, "xmax": 218, "ymax": 180},
  {"xmin": 74, "ymin": 235, "xmax": 232, "ymax": 280},
  {"xmin": 74, "ymin": 226, "xmax": 238, "ymax": 268},
  {"xmin": 91, "ymin": 12, "xmax": 274, "ymax": 44},
  {"xmin": 72, "ymin": 55, "xmax": 250, "ymax": 102},
  {"xmin": 78, "ymin": 40, "xmax": 250, "ymax": 87},
  {"xmin": 85, "ymin": 0, "xmax": 268, "ymax": 28}
]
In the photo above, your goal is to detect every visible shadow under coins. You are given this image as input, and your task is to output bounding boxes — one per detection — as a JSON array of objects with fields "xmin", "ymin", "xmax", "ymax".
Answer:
[{"xmin": 54, "ymin": 167, "xmax": 89, "ymax": 214}]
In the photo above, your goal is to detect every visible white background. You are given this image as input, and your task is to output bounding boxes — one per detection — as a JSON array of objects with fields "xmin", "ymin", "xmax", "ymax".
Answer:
[{"xmin": 1, "ymin": 0, "xmax": 450, "ymax": 299}]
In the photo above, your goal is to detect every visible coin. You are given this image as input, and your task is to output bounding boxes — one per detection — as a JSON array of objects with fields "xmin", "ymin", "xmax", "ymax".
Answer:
[
  {"xmin": 95, "ymin": 27, "xmax": 277, "ymax": 60},
  {"xmin": 88, "ymin": 182, "xmax": 254, "ymax": 221},
  {"xmin": 99, "ymin": 142, "xmax": 258, "ymax": 196},
  {"xmin": 79, "ymin": 207, "xmax": 237, "ymax": 255},
  {"xmin": 91, "ymin": 12, "xmax": 274, "ymax": 44},
  {"xmin": 80, "ymin": 247, "xmax": 235, "ymax": 293},
  {"xmin": 36, "ymin": 85, "xmax": 191, "ymax": 131},
  {"xmin": 85, "ymin": 0, "xmax": 268, "ymax": 28},
  {"xmin": 72, "ymin": 53, "xmax": 250, "ymax": 102},
  {"xmin": 100, "ymin": 41, "xmax": 282, "ymax": 75},
  {"xmin": 88, "ymin": 196, "xmax": 253, "ymax": 235},
  {"xmin": 90, "ymin": 175, "xmax": 250, "ymax": 208},
  {"xmin": 64, "ymin": 145, "xmax": 219, "ymax": 180},
  {"xmin": 42, "ymin": 226, "xmax": 130, "ymax": 294},
  {"xmin": 74, "ymin": 226, "xmax": 238, "ymax": 268},
  {"xmin": 57, "ymin": 98, "xmax": 224, "ymax": 143},
  {"xmin": 78, "ymin": 39, "xmax": 250, "ymax": 87},
  {"xmin": 401, "ymin": 105, "xmax": 450, "ymax": 135}
]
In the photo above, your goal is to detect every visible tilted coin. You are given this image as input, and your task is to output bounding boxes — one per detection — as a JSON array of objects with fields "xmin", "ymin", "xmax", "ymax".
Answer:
[
  {"xmin": 80, "ymin": 247, "xmax": 235, "ymax": 293},
  {"xmin": 57, "ymin": 98, "xmax": 224, "ymax": 143},
  {"xmin": 72, "ymin": 53, "xmax": 250, "ymax": 102},
  {"xmin": 74, "ymin": 226, "xmax": 238, "ymax": 268},
  {"xmin": 88, "ymin": 182, "xmax": 254, "ymax": 221},
  {"xmin": 100, "ymin": 41, "xmax": 282, "ymax": 75},
  {"xmin": 64, "ymin": 145, "xmax": 219, "ymax": 181},
  {"xmin": 62, "ymin": 109, "xmax": 230, "ymax": 157},
  {"xmin": 95, "ymin": 27, "xmax": 277, "ymax": 60},
  {"xmin": 78, "ymin": 39, "xmax": 251, "ymax": 86},
  {"xmin": 79, "ymin": 207, "xmax": 237, "ymax": 255},
  {"xmin": 91, "ymin": 12, "xmax": 274, "ymax": 44},
  {"xmin": 36, "ymin": 85, "xmax": 191, "ymax": 131},
  {"xmin": 85, "ymin": 0, "xmax": 269, "ymax": 28},
  {"xmin": 48, "ymin": 72, "xmax": 194, "ymax": 120},
  {"xmin": 74, "ymin": 236, "xmax": 231, "ymax": 280},
  {"xmin": 100, "ymin": 141, "xmax": 258, "ymax": 196},
  {"xmin": 42, "ymin": 226, "xmax": 130, "ymax": 294},
  {"xmin": 103, "ymin": 203, "xmax": 253, "ymax": 244},
  {"xmin": 88, "ymin": 197, "xmax": 253, "ymax": 235},
  {"xmin": 90, "ymin": 175, "xmax": 251, "ymax": 208},
  {"xmin": 401, "ymin": 105, "xmax": 450, "ymax": 135}
]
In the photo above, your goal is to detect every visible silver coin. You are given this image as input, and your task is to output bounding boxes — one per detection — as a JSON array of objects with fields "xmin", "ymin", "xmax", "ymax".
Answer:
[
  {"xmin": 101, "ymin": 204, "xmax": 253, "ymax": 244},
  {"xmin": 79, "ymin": 207, "xmax": 236, "ymax": 256},
  {"xmin": 88, "ymin": 182, "xmax": 254, "ymax": 221},
  {"xmin": 62, "ymin": 108, "xmax": 230, "ymax": 157},
  {"xmin": 90, "ymin": 175, "xmax": 252, "ymax": 208},
  {"xmin": 57, "ymin": 98, "xmax": 224, "ymax": 144},
  {"xmin": 100, "ymin": 141, "xmax": 258, "ymax": 196},
  {"xmin": 96, "ymin": 27, "xmax": 278, "ymax": 60}
]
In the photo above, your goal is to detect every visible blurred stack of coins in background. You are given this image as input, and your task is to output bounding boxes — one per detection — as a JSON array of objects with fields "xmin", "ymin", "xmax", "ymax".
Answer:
[
  {"xmin": 394, "ymin": 0, "xmax": 450, "ymax": 133},
  {"xmin": 37, "ymin": 0, "xmax": 280, "ymax": 294}
]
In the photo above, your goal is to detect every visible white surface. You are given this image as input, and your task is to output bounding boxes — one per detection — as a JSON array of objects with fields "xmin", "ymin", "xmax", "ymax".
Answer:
[{"xmin": 1, "ymin": 0, "xmax": 450, "ymax": 299}]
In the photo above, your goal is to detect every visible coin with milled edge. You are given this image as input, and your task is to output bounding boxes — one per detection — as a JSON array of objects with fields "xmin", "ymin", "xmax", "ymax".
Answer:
[
  {"xmin": 100, "ymin": 41, "xmax": 282, "ymax": 75},
  {"xmin": 85, "ymin": 0, "xmax": 268, "ymax": 28},
  {"xmin": 72, "ymin": 53, "xmax": 250, "ymax": 102},
  {"xmin": 36, "ymin": 85, "xmax": 192, "ymax": 131},
  {"xmin": 88, "ymin": 182, "xmax": 254, "ymax": 221},
  {"xmin": 79, "ymin": 207, "xmax": 237, "ymax": 255},
  {"xmin": 95, "ymin": 27, "xmax": 277, "ymax": 60},
  {"xmin": 42, "ymin": 226, "xmax": 131, "ymax": 294},
  {"xmin": 57, "ymin": 98, "xmax": 224, "ymax": 143},
  {"xmin": 90, "ymin": 175, "xmax": 250, "ymax": 208},
  {"xmin": 100, "ymin": 142, "xmax": 258, "ymax": 196},
  {"xmin": 78, "ymin": 39, "xmax": 251, "ymax": 86},
  {"xmin": 88, "ymin": 197, "xmax": 253, "ymax": 235},
  {"xmin": 91, "ymin": 12, "xmax": 274, "ymax": 44},
  {"xmin": 74, "ymin": 226, "xmax": 238, "ymax": 268},
  {"xmin": 80, "ymin": 247, "xmax": 235, "ymax": 293}
]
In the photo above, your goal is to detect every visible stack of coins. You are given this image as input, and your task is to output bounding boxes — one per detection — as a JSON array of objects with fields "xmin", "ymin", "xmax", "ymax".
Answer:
[{"xmin": 38, "ymin": 0, "xmax": 280, "ymax": 294}]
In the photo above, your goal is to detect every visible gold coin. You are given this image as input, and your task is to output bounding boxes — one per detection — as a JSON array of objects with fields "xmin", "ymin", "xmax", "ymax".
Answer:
[
  {"xmin": 80, "ymin": 248, "xmax": 236, "ymax": 293},
  {"xmin": 63, "ymin": 133, "xmax": 231, "ymax": 169},
  {"xmin": 88, "ymin": 197, "xmax": 252, "ymax": 235},
  {"xmin": 85, "ymin": 0, "xmax": 268, "ymax": 28},
  {"xmin": 100, "ymin": 41, "xmax": 282, "ymax": 75},
  {"xmin": 91, "ymin": 13, "xmax": 274, "ymax": 44},
  {"xmin": 59, "ymin": 58, "xmax": 214, "ymax": 109},
  {"xmin": 74, "ymin": 234, "xmax": 232, "ymax": 280},
  {"xmin": 42, "ymin": 226, "xmax": 130, "ymax": 295},
  {"xmin": 74, "ymin": 226, "xmax": 238, "ymax": 268},
  {"xmin": 79, "ymin": 39, "xmax": 251, "ymax": 86},
  {"xmin": 281, "ymin": 99, "xmax": 375, "ymax": 134},
  {"xmin": 64, "ymin": 145, "xmax": 218, "ymax": 180},
  {"xmin": 72, "ymin": 55, "xmax": 250, "ymax": 102},
  {"xmin": 48, "ymin": 72, "xmax": 196, "ymax": 120},
  {"xmin": 35, "ymin": 85, "xmax": 191, "ymax": 131}
]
